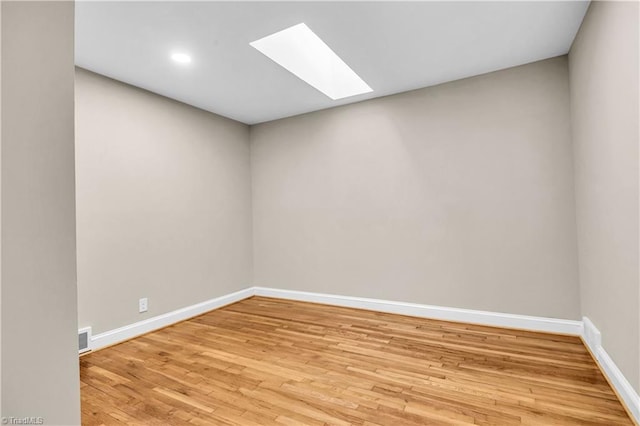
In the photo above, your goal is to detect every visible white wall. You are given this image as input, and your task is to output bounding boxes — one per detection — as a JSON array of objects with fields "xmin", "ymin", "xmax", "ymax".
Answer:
[
  {"xmin": 75, "ymin": 68, "xmax": 252, "ymax": 335},
  {"xmin": 1, "ymin": 2, "xmax": 79, "ymax": 424},
  {"xmin": 251, "ymin": 57, "xmax": 581, "ymax": 320},
  {"xmin": 569, "ymin": 0, "xmax": 639, "ymax": 392}
]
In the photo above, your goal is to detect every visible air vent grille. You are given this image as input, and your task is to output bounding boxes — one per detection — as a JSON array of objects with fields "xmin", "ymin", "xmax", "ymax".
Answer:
[{"xmin": 79, "ymin": 327, "xmax": 92, "ymax": 354}]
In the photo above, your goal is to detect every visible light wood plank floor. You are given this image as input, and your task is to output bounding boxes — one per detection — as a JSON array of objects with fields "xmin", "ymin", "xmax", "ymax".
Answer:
[{"xmin": 80, "ymin": 297, "xmax": 634, "ymax": 425}]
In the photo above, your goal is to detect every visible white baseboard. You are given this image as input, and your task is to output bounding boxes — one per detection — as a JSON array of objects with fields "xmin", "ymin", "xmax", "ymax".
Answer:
[
  {"xmin": 582, "ymin": 317, "xmax": 640, "ymax": 423},
  {"xmin": 87, "ymin": 286, "xmax": 584, "ymax": 352},
  {"xmin": 89, "ymin": 287, "xmax": 254, "ymax": 351},
  {"xmin": 253, "ymin": 287, "xmax": 584, "ymax": 335}
]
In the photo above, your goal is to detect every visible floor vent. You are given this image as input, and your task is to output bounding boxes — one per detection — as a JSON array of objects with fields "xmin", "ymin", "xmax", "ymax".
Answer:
[{"xmin": 79, "ymin": 327, "xmax": 92, "ymax": 354}]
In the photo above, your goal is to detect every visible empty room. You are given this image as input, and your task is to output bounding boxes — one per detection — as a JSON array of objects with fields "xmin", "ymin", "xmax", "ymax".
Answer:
[{"xmin": 0, "ymin": 0, "xmax": 638, "ymax": 425}]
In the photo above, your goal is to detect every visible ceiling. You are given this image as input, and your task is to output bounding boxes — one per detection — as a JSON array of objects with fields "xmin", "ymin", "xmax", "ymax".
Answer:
[{"xmin": 76, "ymin": 1, "xmax": 590, "ymax": 125}]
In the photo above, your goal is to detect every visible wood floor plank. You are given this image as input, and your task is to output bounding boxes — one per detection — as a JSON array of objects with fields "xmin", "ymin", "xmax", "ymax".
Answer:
[{"xmin": 80, "ymin": 296, "xmax": 635, "ymax": 425}]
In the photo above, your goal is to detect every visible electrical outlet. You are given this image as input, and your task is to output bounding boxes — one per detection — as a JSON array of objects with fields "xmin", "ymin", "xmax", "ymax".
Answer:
[{"xmin": 139, "ymin": 297, "xmax": 148, "ymax": 313}]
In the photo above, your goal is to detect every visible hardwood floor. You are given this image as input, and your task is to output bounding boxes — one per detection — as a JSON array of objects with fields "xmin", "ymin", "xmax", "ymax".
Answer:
[{"xmin": 80, "ymin": 297, "xmax": 634, "ymax": 425}]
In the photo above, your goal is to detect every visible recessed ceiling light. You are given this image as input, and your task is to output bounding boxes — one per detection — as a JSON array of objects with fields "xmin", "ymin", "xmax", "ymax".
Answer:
[
  {"xmin": 171, "ymin": 52, "xmax": 192, "ymax": 64},
  {"xmin": 250, "ymin": 23, "xmax": 372, "ymax": 100}
]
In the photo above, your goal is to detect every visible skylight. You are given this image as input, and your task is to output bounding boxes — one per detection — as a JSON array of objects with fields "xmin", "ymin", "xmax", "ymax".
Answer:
[{"xmin": 250, "ymin": 23, "xmax": 372, "ymax": 100}]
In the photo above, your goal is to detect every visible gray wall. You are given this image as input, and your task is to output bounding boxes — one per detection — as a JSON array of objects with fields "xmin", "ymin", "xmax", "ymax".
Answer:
[
  {"xmin": 75, "ymin": 68, "xmax": 252, "ymax": 335},
  {"xmin": 1, "ymin": 2, "xmax": 80, "ymax": 424},
  {"xmin": 0, "ymin": 1, "xmax": 3, "ymax": 416},
  {"xmin": 251, "ymin": 57, "xmax": 581, "ymax": 320},
  {"xmin": 569, "ymin": 1, "xmax": 639, "ymax": 392}
]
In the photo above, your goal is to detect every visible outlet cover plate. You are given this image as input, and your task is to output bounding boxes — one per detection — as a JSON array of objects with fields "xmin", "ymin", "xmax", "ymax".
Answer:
[{"xmin": 139, "ymin": 297, "xmax": 148, "ymax": 313}]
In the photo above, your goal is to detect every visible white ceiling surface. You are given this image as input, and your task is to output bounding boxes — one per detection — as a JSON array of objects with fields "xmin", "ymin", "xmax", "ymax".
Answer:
[{"xmin": 76, "ymin": 1, "xmax": 589, "ymax": 125}]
